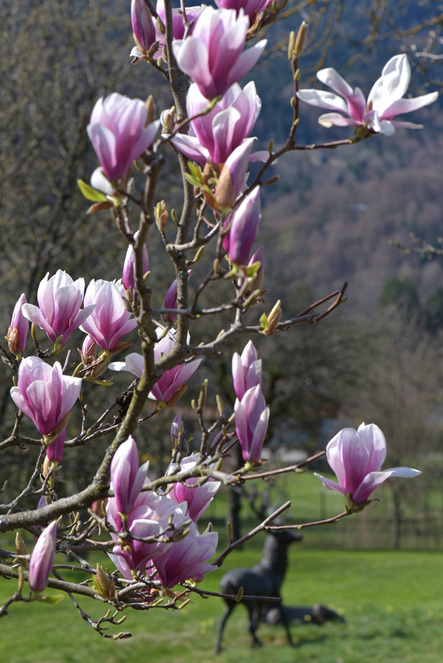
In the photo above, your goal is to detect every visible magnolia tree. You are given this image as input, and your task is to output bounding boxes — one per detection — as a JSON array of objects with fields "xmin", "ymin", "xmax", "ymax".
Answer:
[{"xmin": 0, "ymin": 0, "xmax": 434, "ymax": 640}]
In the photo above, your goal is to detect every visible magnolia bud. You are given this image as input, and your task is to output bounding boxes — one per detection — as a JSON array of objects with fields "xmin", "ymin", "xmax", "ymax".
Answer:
[
  {"xmin": 28, "ymin": 521, "xmax": 57, "ymax": 594},
  {"xmin": 7, "ymin": 293, "xmax": 29, "ymax": 356}
]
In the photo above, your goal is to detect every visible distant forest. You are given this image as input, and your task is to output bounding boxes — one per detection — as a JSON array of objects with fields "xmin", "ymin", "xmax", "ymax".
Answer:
[{"xmin": 250, "ymin": 0, "xmax": 443, "ymax": 320}]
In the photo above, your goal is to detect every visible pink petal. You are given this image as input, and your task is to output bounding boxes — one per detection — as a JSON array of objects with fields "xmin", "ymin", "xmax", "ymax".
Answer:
[
  {"xmin": 380, "ymin": 92, "xmax": 438, "ymax": 120},
  {"xmin": 313, "ymin": 472, "xmax": 348, "ymax": 497},
  {"xmin": 297, "ymin": 90, "xmax": 348, "ymax": 113},
  {"xmin": 226, "ymin": 39, "xmax": 266, "ymax": 89}
]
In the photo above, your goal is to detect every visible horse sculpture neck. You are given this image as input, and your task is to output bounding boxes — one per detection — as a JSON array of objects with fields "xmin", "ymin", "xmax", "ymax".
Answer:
[{"xmin": 253, "ymin": 534, "xmax": 289, "ymax": 584}]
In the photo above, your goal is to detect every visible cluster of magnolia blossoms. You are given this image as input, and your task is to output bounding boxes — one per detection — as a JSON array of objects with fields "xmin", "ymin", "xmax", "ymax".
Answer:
[
  {"xmin": 84, "ymin": 5, "xmax": 270, "ymax": 272},
  {"xmin": 169, "ymin": 7, "xmax": 267, "ymax": 266},
  {"xmin": 232, "ymin": 340, "xmax": 269, "ymax": 464},
  {"xmin": 8, "ymin": 269, "xmax": 139, "ymax": 361},
  {"xmin": 7, "ymin": 268, "xmax": 141, "ymax": 462},
  {"xmin": 107, "ymin": 436, "xmax": 219, "ymax": 588}
]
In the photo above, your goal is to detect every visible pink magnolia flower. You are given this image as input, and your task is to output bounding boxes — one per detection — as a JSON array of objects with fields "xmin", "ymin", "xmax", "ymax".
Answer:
[
  {"xmin": 151, "ymin": 329, "xmax": 203, "ymax": 403},
  {"xmin": 314, "ymin": 423, "xmax": 421, "ymax": 505},
  {"xmin": 122, "ymin": 233, "xmax": 150, "ymax": 296},
  {"xmin": 172, "ymin": 7, "xmax": 266, "ymax": 100},
  {"xmin": 153, "ymin": 522, "xmax": 218, "ymax": 588},
  {"xmin": 297, "ymin": 54, "xmax": 438, "ymax": 136},
  {"xmin": 232, "ymin": 340, "xmax": 262, "ymax": 400},
  {"xmin": 87, "ymin": 93, "xmax": 159, "ymax": 182},
  {"xmin": 215, "ymin": 0, "xmax": 268, "ymax": 21},
  {"xmin": 131, "ymin": 0, "xmax": 156, "ymax": 58},
  {"xmin": 170, "ymin": 452, "xmax": 221, "ymax": 522},
  {"xmin": 28, "ymin": 520, "xmax": 57, "ymax": 593},
  {"xmin": 22, "ymin": 270, "xmax": 94, "ymax": 345},
  {"xmin": 109, "ymin": 329, "xmax": 202, "ymax": 404},
  {"xmin": 10, "ymin": 356, "xmax": 82, "ymax": 439},
  {"xmin": 7, "ymin": 293, "xmax": 29, "ymax": 355},
  {"xmin": 172, "ymin": 82, "xmax": 261, "ymax": 165},
  {"xmin": 223, "ymin": 186, "xmax": 261, "ymax": 265},
  {"xmin": 110, "ymin": 436, "xmax": 150, "ymax": 522},
  {"xmin": 80, "ymin": 279, "xmax": 138, "ymax": 351},
  {"xmin": 235, "ymin": 384, "xmax": 269, "ymax": 462}
]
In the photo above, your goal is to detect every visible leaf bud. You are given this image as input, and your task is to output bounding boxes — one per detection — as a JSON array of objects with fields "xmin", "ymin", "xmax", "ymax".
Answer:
[
  {"xmin": 287, "ymin": 31, "xmax": 296, "ymax": 60},
  {"xmin": 235, "ymin": 586, "xmax": 244, "ymax": 602},
  {"xmin": 15, "ymin": 532, "xmax": 28, "ymax": 568},
  {"xmin": 215, "ymin": 164, "xmax": 235, "ymax": 210},
  {"xmin": 161, "ymin": 106, "xmax": 176, "ymax": 133},
  {"xmin": 226, "ymin": 521, "xmax": 233, "ymax": 543},
  {"xmin": 263, "ymin": 299, "xmax": 281, "ymax": 335},
  {"xmin": 93, "ymin": 563, "xmax": 116, "ymax": 600},
  {"xmin": 155, "ymin": 200, "xmax": 168, "ymax": 233},
  {"xmin": 294, "ymin": 21, "xmax": 308, "ymax": 58},
  {"xmin": 172, "ymin": 526, "xmax": 190, "ymax": 542},
  {"xmin": 216, "ymin": 394, "xmax": 224, "ymax": 416},
  {"xmin": 198, "ymin": 379, "xmax": 208, "ymax": 409},
  {"xmin": 145, "ymin": 95, "xmax": 156, "ymax": 126}
]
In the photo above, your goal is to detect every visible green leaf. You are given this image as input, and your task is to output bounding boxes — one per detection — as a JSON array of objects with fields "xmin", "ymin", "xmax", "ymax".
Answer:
[
  {"xmin": 187, "ymin": 161, "xmax": 202, "ymax": 180},
  {"xmin": 244, "ymin": 260, "xmax": 261, "ymax": 278},
  {"xmin": 184, "ymin": 173, "xmax": 202, "ymax": 188},
  {"xmin": 77, "ymin": 179, "xmax": 108, "ymax": 203},
  {"xmin": 37, "ymin": 593, "xmax": 64, "ymax": 605},
  {"xmin": 259, "ymin": 313, "xmax": 268, "ymax": 330}
]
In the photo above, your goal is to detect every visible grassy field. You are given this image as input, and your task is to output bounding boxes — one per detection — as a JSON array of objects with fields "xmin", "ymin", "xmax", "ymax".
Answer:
[
  {"xmin": 1, "ymin": 547, "xmax": 442, "ymax": 663},
  {"xmin": 201, "ymin": 469, "xmax": 437, "ymax": 550},
  {"xmin": 1, "ymin": 471, "xmax": 441, "ymax": 662}
]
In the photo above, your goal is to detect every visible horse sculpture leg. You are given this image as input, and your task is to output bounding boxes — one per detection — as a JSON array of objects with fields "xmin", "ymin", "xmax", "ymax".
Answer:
[
  {"xmin": 248, "ymin": 602, "xmax": 263, "ymax": 648},
  {"xmin": 278, "ymin": 602, "xmax": 294, "ymax": 646},
  {"xmin": 215, "ymin": 601, "xmax": 235, "ymax": 654}
]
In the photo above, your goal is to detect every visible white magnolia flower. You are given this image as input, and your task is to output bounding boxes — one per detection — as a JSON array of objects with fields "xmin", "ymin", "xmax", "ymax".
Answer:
[{"xmin": 297, "ymin": 54, "xmax": 438, "ymax": 135}]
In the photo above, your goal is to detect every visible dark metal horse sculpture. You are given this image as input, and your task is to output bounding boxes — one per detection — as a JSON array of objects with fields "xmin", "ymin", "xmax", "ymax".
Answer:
[{"xmin": 215, "ymin": 530, "xmax": 301, "ymax": 653}]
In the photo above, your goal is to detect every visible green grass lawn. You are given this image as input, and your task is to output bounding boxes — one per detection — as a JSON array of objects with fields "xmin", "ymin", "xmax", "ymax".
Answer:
[{"xmin": 1, "ymin": 547, "xmax": 442, "ymax": 663}]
